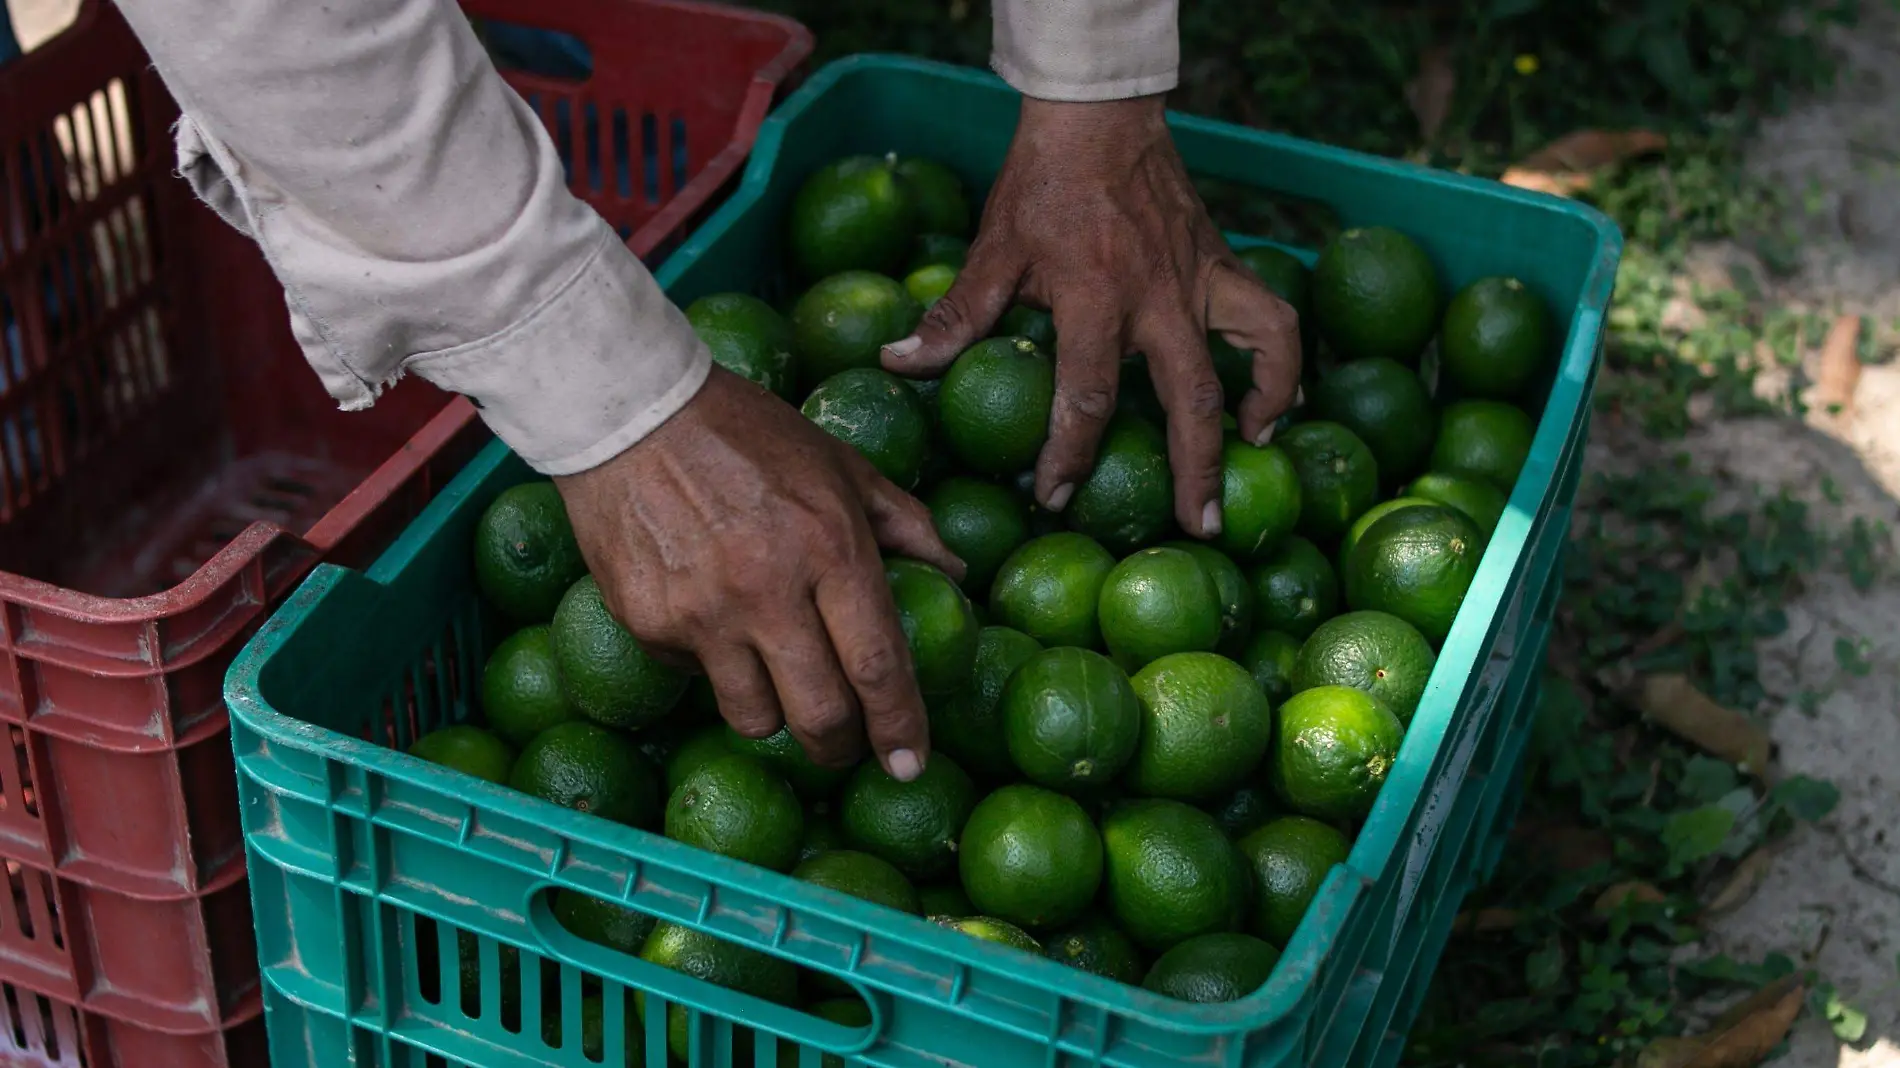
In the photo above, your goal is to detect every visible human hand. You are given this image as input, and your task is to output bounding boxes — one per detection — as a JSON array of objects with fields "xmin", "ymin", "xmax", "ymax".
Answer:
[
  {"xmin": 554, "ymin": 367, "xmax": 964, "ymax": 780},
  {"xmin": 881, "ymin": 94, "xmax": 1302, "ymax": 538}
]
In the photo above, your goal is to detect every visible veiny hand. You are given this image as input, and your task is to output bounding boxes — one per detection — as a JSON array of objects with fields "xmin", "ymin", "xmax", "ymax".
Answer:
[
  {"xmin": 554, "ymin": 367, "xmax": 964, "ymax": 780},
  {"xmin": 882, "ymin": 94, "xmax": 1302, "ymax": 538}
]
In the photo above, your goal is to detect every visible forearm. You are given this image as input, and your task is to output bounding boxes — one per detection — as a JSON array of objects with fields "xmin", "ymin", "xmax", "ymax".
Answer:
[
  {"xmin": 990, "ymin": 0, "xmax": 1179, "ymax": 102},
  {"xmin": 113, "ymin": 0, "xmax": 707, "ymax": 474}
]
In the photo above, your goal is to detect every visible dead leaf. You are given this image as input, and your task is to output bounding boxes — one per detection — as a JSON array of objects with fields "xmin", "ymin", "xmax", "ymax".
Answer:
[
  {"xmin": 1500, "ymin": 129, "xmax": 1668, "ymax": 197},
  {"xmin": 1706, "ymin": 846, "xmax": 1777, "ymax": 915},
  {"xmin": 1812, "ymin": 313, "xmax": 1863, "ymax": 415},
  {"xmin": 1640, "ymin": 974, "xmax": 1805, "ymax": 1068},
  {"xmin": 1405, "ymin": 45, "xmax": 1456, "ymax": 145},
  {"xmin": 1453, "ymin": 907, "xmax": 1529, "ymax": 934},
  {"xmin": 1594, "ymin": 881, "xmax": 1668, "ymax": 915},
  {"xmin": 1637, "ymin": 674, "xmax": 1772, "ymax": 777}
]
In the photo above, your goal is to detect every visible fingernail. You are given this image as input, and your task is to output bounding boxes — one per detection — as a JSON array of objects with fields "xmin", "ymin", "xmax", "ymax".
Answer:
[
  {"xmin": 1253, "ymin": 422, "xmax": 1276, "ymax": 447},
  {"xmin": 888, "ymin": 748, "xmax": 924, "ymax": 782},
  {"xmin": 1202, "ymin": 500, "xmax": 1224, "ymax": 536},
  {"xmin": 1045, "ymin": 483, "xmax": 1075, "ymax": 512},
  {"xmin": 883, "ymin": 336, "xmax": 922, "ymax": 361}
]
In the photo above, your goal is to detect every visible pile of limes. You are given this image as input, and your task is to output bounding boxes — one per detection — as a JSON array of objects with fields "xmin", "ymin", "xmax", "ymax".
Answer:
[{"xmin": 405, "ymin": 150, "xmax": 1554, "ymax": 1043}]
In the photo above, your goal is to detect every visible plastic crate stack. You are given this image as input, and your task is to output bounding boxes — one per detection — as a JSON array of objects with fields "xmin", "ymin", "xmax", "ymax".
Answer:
[
  {"xmin": 224, "ymin": 55, "xmax": 1620, "ymax": 1068},
  {"xmin": 0, "ymin": 2, "xmax": 809, "ymax": 1064}
]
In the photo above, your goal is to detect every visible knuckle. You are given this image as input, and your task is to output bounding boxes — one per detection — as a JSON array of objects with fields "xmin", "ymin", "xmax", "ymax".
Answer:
[
  {"xmin": 1059, "ymin": 382, "xmax": 1117, "ymax": 424},
  {"xmin": 847, "ymin": 642, "xmax": 908, "ymax": 692},
  {"xmin": 1187, "ymin": 376, "xmax": 1225, "ymax": 419},
  {"xmin": 795, "ymin": 700, "xmax": 855, "ymax": 741},
  {"xmin": 920, "ymin": 294, "xmax": 972, "ymax": 335}
]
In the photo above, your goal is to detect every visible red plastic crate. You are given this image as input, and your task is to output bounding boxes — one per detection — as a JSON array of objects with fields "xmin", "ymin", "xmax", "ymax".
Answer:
[
  {"xmin": 0, "ymin": 0, "xmax": 809, "ymax": 1058},
  {"xmin": 0, "ymin": 979, "xmax": 267, "ymax": 1068}
]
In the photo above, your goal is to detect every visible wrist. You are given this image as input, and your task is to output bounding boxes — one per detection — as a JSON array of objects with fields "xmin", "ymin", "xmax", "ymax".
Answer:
[{"xmin": 1017, "ymin": 94, "xmax": 1168, "ymax": 162}]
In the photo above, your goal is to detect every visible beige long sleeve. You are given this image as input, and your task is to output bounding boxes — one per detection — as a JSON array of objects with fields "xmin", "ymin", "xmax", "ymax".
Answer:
[
  {"xmin": 112, "ymin": 0, "xmax": 709, "ymax": 476},
  {"xmin": 991, "ymin": 0, "xmax": 1180, "ymax": 102}
]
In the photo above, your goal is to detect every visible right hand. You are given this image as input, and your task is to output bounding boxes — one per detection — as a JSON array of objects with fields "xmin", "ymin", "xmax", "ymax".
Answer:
[{"xmin": 553, "ymin": 367, "xmax": 964, "ymax": 781}]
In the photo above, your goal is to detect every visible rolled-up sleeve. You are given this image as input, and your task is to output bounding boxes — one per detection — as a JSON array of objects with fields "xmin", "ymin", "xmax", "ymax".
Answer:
[
  {"xmin": 991, "ymin": 0, "xmax": 1179, "ymax": 102},
  {"xmin": 113, "ymin": 0, "xmax": 708, "ymax": 475}
]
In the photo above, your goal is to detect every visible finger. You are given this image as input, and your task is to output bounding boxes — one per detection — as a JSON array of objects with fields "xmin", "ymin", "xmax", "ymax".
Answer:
[
  {"xmin": 697, "ymin": 644, "xmax": 782, "ymax": 739},
  {"xmin": 881, "ymin": 239, "xmax": 1022, "ymax": 376},
  {"xmin": 854, "ymin": 465, "xmax": 967, "ymax": 583},
  {"xmin": 1208, "ymin": 260, "xmax": 1303, "ymax": 445},
  {"xmin": 1138, "ymin": 306, "xmax": 1226, "ymax": 538},
  {"xmin": 757, "ymin": 606, "xmax": 866, "ymax": 769},
  {"xmin": 1033, "ymin": 295, "xmax": 1122, "ymax": 511},
  {"xmin": 813, "ymin": 560, "xmax": 931, "ymax": 782}
]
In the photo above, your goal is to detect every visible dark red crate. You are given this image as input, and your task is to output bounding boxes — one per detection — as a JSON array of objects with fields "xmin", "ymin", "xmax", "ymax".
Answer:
[{"xmin": 0, "ymin": 979, "xmax": 267, "ymax": 1068}]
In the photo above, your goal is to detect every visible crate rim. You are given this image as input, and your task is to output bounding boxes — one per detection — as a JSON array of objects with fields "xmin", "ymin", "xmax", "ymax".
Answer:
[{"xmin": 226, "ymin": 51, "xmax": 1622, "ymax": 1040}]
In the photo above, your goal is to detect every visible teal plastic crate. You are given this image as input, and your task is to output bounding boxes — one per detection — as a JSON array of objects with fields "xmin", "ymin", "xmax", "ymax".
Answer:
[{"xmin": 225, "ymin": 54, "xmax": 1618, "ymax": 1068}]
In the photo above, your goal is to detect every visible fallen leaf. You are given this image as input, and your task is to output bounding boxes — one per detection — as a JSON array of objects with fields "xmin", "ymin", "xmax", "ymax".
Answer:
[
  {"xmin": 1453, "ymin": 907, "xmax": 1530, "ymax": 934},
  {"xmin": 1500, "ymin": 129, "xmax": 1668, "ymax": 196},
  {"xmin": 1706, "ymin": 846, "xmax": 1776, "ymax": 915},
  {"xmin": 1405, "ymin": 45, "xmax": 1457, "ymax": 145},
  {"xmin": 1685, "ymin": 974, "xmax": 1805, "ymax": 1067},
  {"xmin": 1812, "ymin": 313, "xmax": 1863, "ymax": 414},
  {"xmin": 1638, "ymin": 1038, "xmax": 1707, "ymax": 1068},
  {"xmin": 1637, "ymin": 674, "xmax": 1772, "ymax": 777},
  {"xmin": 1594, "ymin": 881, "xmax": 1668, "ymax": 914}
]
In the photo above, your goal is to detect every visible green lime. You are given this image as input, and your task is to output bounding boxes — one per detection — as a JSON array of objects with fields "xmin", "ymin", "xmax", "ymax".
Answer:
[
  {"xmin": 935, "ymin": 915, "xmax": 1043, "ymax": 953},
  {"xmin": 959, "ymin": 784, "xmax": 1103, "ymax": 930},
  {"xmin": 910, "ymin": 233, "xmax": 969, "ymax": 272},
  {"xmin": 788, "ymin": 154, "xmax": 916, "ymax": 280},
  {"xmin": 1163, "ymin": 540, "xmax": 1255, "ymax": 657},
  {"xmin": 893, "ymin": 157, "xmax": 972, "ymax": 237},
  {"xmin": 1238, "ymin": 629, "xmax": 1302, "ymax": 706},
  {"xmin": 1440, "ymin": 276, "xmax": 1552, "ymax": 399},
  {"xmin": 799, "ymin": 814, "xmax": 849, "ymax": 863},
  {"xmin": 1309, "ymin": 357, "xmax": 1435, "ymax": 486},
  {"xmin": 410, "ymin": 724, "xmax": 515, "ymax": 784},
  {"xmin": 1271, "ymin": 685, "xmax": 1404, "ymax": 822},
  {"xmin": 1246, "ymin": 536, "xmax": 1340, "ymax": 640},
  {"xmin": 917, "ymin": 882, "xmax": 975, "ymax": 918},
  {"xmin": 473, "ymin": 481, "xmax": 588, "ymax": 624},
  {"xmin": 552, "ymin": 888, "xmax": 656, "ymax": 956},
  {"xmin": 793, "ymin": 849, "xmax": 921, "ymax": 915},
  {"xmin": 994, "ymin": 306, "xmax": 1056, "ymax": 351},
  {"xmin": 928, "ymin": 626, "xmax": 1043, "ymax": 781},
  {"xmin": 510, "ymin": 722, "xmax": 663, "ymax": 828},
  {"xmin": 550, "ymin": 576, "xmax": 687, "ymax": 731},
  {"xmin": 1215, "ymin": 440, "xmax": 1302, "ymax": 561},
  {"xmin": 989, "ymin": 532, "xmax": 1116, "ymax": 648},
  {"xmin": 839, "ymin": 755, "xmax": 978, "ymax": 880},
  {"xmin": 1311, "ymin": 226, "xmax": 1442, "ymax": 364},
  {"xmin": 925, "ymin": 477, "xmax": 1031, "ymax": 594},
  {"xmin": 802, "ymin": 367, "xmax": 933, "ymax": 490},
  {"xmin": 637, "ymin": 923, "xmax": 798, "ymax": 1062},
  {"xmin": 541, "ymin": 991, "xmax": 639, "ymax": 1065},
  {"xmin": 791, "ymin": 271, "xmax": 924, "ymax": 388},
  {"xmin": 1292, "ymin": 610, "xmax": 1437, "ymax": 725},
  {"xmin": 939, "ymin": 337, "xmax": 1055, "ymax": 476},
  {"xmin": 1206, "ymin": 778, "xmax": 1280, "ymax": 839},
  {"xmin": 1405, "ymin": 471, "xmax": 1508, "ymax": 537},
  {"xmin": 1043, "ymin": 914, "xmax": 1145, "ymax": 984},
  {"xmin": 885, "ymin": 558, "xmax": 980, "ymax": 696},
  {"xmin": 482, "ymin": 625, "xmax": 578, "ymax": 747},
  {"xmin": 1101, "ymin": 799, "xmax": 1249, "ymax": 952},
  {"xmin": 1065, "ymin": 414, "xmax": 1173, "ymax": 556},
  {"xmin": 663, "ymin": 725, "xmax": 731, "ymax": 799},
  {"xmin": 1142, "ymin": 932, "xmax": 1281, "ymax": 1003},
  {"xmin": 1277, "ymin": 421, "xmax": 1380, "ymax": 544},
  {"xmin": 664, "ymin": 754, "xmax": 804, "ymax": 872},
  {"xmin": 726, "ymin": 725, "xmax": 851, "ymax": 801},
  {"xmin": 687, "ymin": 292, "xmax": 797, "ymax": 401},
  {"xmin": 1126, "ymin": 652, "xmax": 1273, "ymax": 801},
  {"xmin": 1097, "ymin": 548, "xmax": 1223, "ymax": 671},
  {"xmin": 1429, "ymin": 400, "xmax": 1535, "ymax": 493},
  {"xmin": 1343, "ymin": 504, "xmax": 1485, "ymax": 644},
  {"xmin": 1338, "ymin": 496, "xmax": 1438, "ymax": 571},
  {"xmin": 1000, "ymin": 646, "xmax": 1142, "ymax": 793},
  {"xmin": 1237, "ymin": 816, "xmax": 1351, "ymax": 947},
  {"xmin": 904, "ymin": 264, "xmax": 956, "ymax": 308}
]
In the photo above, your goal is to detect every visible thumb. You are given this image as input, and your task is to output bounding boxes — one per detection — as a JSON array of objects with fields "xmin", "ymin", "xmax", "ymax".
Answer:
[{"xmin": 882, "ymin": 243, "xmax": 1022, "ymax": 377}]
